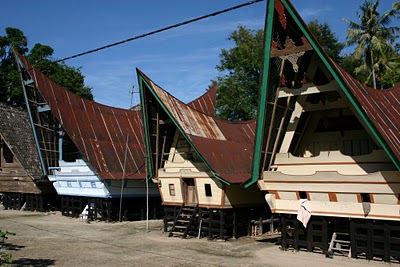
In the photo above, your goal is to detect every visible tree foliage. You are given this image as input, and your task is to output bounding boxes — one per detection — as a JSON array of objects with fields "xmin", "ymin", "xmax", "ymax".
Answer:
[
  {"xmin": 215, "ymin": 26, "xmax": 263, "ymax": 122},
  {"xmin": 0, "ymin": 27, "xmax": 93, "ymax": 107},
  {"xmin": 343, "ymin": 0, "xmax": 400, "ymax": 88},
  {"xmin": 308, "ymin": 19, "xmax": 345, "ymax": 63},
  {"xmin": 0, "ymin": 230, "xmax": 15, "ymax": 265},
  {"xmin": 215, "ymin": 22, "xmax": 346, "ymax": 122}
]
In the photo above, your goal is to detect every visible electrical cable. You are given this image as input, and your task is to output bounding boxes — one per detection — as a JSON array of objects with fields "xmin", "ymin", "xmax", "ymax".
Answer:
[{"xmin": 54, "ymin": 0, "xmax": 264, "ymax": 63}]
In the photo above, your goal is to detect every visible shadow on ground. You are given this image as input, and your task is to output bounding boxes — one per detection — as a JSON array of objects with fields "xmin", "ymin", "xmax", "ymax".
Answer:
[
  {"xmin": 12, "ymin": 258, "xmax": 56, "ymax": 267},
  {"xmin": 4, "ymin": 243, "xmax": 25, "ymax": 251}
]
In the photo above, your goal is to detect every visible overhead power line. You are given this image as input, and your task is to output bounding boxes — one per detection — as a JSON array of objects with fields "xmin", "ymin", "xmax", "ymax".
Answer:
[{"xmin": 55, "ymin": 0, "xmax": 264, "ymax": 63}]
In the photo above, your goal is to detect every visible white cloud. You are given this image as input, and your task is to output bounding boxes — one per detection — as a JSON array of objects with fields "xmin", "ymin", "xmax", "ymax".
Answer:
[{"xmin": 298, "ymin": 7, "xmax": 333, "ymax": 21}]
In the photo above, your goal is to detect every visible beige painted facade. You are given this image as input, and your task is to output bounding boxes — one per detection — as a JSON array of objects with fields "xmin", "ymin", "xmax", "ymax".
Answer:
[
  {"xmin": 258, "ymin": 81, "xmax": 400, "ymax": 221},
  {"xmin": 157, "ymin": 130, "xmax": 264, "ymax": 208}
]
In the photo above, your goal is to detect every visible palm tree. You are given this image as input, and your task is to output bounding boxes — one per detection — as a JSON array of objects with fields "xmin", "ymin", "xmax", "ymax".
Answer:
[{"xmin": 343, "ymin": 0, "xmax": 399, "ymax": 89}]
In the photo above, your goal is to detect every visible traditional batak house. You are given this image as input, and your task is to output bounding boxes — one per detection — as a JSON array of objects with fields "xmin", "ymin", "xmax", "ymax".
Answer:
[
  {"xmin": 0, "ymin": 102, "xmax": 56, "ymax": 211},
  {"xmin": 248, "ymin": 0, "xmax": 400, "ymax": 262},
  {"xmin": 138, "ymin": 69, "xmax": 266, "ymax": 239},
  {"xmin": 13, "ymin": 51, "xmax": 162, "ymax": 221}
]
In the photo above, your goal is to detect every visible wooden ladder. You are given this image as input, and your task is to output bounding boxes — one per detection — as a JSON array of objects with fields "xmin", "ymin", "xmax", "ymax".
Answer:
[
  {"xmin": 328, "ymin": 232, "xmax": 351, "ymax": 258},
  {"xmin": 169, "ymin": 205, "xmax": 199, "ymax": 238}
]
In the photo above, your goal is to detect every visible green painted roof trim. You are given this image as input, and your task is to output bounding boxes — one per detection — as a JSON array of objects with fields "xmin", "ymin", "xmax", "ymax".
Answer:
[
  {"xmin": 138, "ymin": 75, "xmax": 154, "ymax": 179},
  {"xmin": 280, "ymin": 0, "xmax": 400, "ymax": 170},
  {"xmin": 248, "ymin": 0, "xmax": 399, "ymax": 187},
  {"xmin": 245, "ymin": 0, "xmax": 276, "ymax": 188},
  {"xmin": 137, "ymin": 72, "xmax": 230, "ymax": 185},
  {"xmin": 14, "ymin": 53, "xmax": 48, "ymax": 177}
]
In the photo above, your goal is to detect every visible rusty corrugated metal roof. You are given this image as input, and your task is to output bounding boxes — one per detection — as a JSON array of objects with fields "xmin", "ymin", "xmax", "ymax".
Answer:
[
  {"xmin": 187, "ymin": 82, "xmax": 217, "ymax": 116},
  {"xmin": 16, "ymin": 53, "xmax": 147, "ymax": 180},
  {"xmin": 15, "ymin": 53, "xmax": 220, "ymax": 181},
  {"xmin": 334, "ymin": 63, "xmax": 400, "ymax": 162},
  {"xmin": 142, "ymin": 74, "xmax": 226, "ymax": 140},
  {"xmin": 138, "ymin": 69, "xmax": 256, "ymax": 184}
]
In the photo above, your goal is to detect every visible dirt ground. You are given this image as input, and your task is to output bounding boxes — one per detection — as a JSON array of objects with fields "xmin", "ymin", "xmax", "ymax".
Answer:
[{"xmin": 0, "ymin": 209, "xmax": 390, "ymax": 267}]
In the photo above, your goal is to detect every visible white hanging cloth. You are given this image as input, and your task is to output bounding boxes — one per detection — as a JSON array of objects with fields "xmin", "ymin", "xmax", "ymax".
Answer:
[{"xmin": 297, "ymin": 199, "xmax": 311, "ymax": 228}]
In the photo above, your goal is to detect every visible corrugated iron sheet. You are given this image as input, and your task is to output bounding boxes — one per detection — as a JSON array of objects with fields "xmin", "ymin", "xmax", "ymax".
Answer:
[
  {"xmin": 145, "ymin": 76, "xmax": 226, "ymax": 141},
  {"xmin": 17, "ymin": 54, "xmax": 146, "ymax": 180},
  {"xmin": 139, "ymin": 69, "xmax": 256, "ymax": 184},
  {"xmin": 334, "ymin": 63, "xmax": 400, "ymax": 162},
  {"xmin": 187, "ymin": 82, "xmax": 217, "ymax": 116},
  {"xmin": 192, "ymin": 119, "xmax": 256, "ymax": 183}
]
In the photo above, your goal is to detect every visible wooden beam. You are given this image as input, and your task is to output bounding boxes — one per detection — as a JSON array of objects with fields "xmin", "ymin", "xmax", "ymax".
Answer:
[
  {"xmin": 279, "ymin": 96, "xmax": 306, "ymax": 153},
  {"xmin": 278, "ymin": 80, "xmax": 340, "ymax": 98},
  {"xmin": 270, "ymin": 39, "xmax": 313, "ymax": 58}
]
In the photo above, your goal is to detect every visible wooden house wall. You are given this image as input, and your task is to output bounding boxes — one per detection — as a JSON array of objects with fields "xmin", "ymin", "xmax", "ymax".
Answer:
[
  {"xmin": 195, "ymin": 178, "xmax": 223, "ymax": 208},
  {"xmin": 0, "ymin": 137, "xmax": 41, "ymax": 194},
  {"xmin": 160, "ymin": 128, "xmax": 265, "ymax": 208},
  {"xmin": 159, "ymin": 177, "xmax": 184, "ymax": 205}
]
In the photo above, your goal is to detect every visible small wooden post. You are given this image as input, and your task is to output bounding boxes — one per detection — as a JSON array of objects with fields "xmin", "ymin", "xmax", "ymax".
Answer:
[
  {"xmin": 208, "ymin": 209, "xmax": 213, "ymax": 240},
  {"xmin": 281, "ymin": 215, "xmax": 287, "ymax": 250},
  {"xmin": 307, "ymin": 221, "xmax": 313, "ymax": 252},
  {"xmin": 322, "ymin": 218, "xmax": 328, "ymax": 253},
  {"xmin": 383, "ymin": 223, "xmax": 390, "ymax": 262},
  {"xmin": 163, "ymin": 206, "xmax": 168, "ymax": 232},
  {"xmin": 367, "ymin": 221, "xmax": 373, "ymax": 261},
  {"xmin": 79, "ymin": 197, "xmax": 83, "ymax": 218},
  {"xmin": 293, "ymin": 217, "xmax": 299, "ymax": 251},
  {"xmin": 219, "ymin": 210, "xmax": 224, "ymax": 240},
  {"xmin": 232, "ymin": 210, "xmax": 237, "ymax": 239},
  {"xmin": 350, "ymin": 220, "xmax": 356, "ymax": 259},
  {"xmin": 270, "ymin": 215, "xmax": 274, "ymax": 233}
]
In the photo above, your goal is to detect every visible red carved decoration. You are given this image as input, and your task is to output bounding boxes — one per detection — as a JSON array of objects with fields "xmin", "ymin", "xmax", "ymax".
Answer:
[
  {"xmin": 275, "ymin": 0, "xmax": 287, "ymax": 29},
  {"xmin": 271, "ymin": 40, "xmax": 278, "ymax": 50},
  {"xmin": 301, "ymin": 36, "xmax": 310, "ymax": 46}
]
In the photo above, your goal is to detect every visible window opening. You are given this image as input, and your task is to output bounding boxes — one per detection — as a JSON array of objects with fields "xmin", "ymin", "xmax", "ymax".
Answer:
[
  {"xmin": 298, "ymin": 191, "xmax": 308, "ymax": 199},
  {"xmin": 3, "ymin": 143, "xmax": 13, "ymax": 163},
  {"xmin": 169, "ymin": 184, "xmax": 175, "ymax": 196},
  {"xmin": 360, "ymin": 193, "xmax": 371, "ymax": 203},
  {"xmin": 205, "ymin": 184, "xmax": 212, "ymax": 197}
]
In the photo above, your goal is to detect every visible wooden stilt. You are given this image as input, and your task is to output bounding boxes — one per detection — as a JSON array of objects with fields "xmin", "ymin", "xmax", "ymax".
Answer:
[
  {"xmin": 208, "ymin": 209, "xmax": 213, "ymax": 240},
  {"xmin": 233, "ymin": 210, "xmax": 237, "ymax": 239},
  {"xmin": 307, "ymin": 221, "xmax": 313, "ymax": 252},
  {"xmin": 219, "ymin": 210, "xmax": 224, "ymax": 240},
  {"xmin": 281, "ymin": 215, "xmax": 287, "ymax": 250},
  {"xmin": 350, "ymin": 220, "xmax": 356, "ymax": 259},
  {"xmin": 293, "ymin": 217, "xmax": 299, "ymax": 251},
  {"xmin": 383, "ymin": 223, "xmax": 390, "ymax": 262},
  {"xmin": 322, "ymin": 218, "xmax": 328, "ymax": 253}
]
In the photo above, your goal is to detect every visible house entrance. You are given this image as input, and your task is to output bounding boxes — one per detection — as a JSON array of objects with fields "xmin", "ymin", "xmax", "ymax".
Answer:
[{"xmin": 182, "ymin": 178, "xmax": 197, "ymax": 206}]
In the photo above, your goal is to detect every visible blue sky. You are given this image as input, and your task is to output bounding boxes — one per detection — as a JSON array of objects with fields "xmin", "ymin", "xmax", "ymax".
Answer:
[{"xmin": 1, "ymin": 0, "xmax": 397, "ymax": 109}]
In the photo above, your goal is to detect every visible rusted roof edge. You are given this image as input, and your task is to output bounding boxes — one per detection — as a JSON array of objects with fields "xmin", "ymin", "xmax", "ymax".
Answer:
[{"xmin": 137, "ymin": 68, "xmax": 231, "ymax": 185}]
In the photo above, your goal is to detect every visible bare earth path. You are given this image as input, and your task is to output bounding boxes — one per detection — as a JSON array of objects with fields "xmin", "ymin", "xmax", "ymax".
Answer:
[{"xmin": 0, "ymin": 210, "xmax": 388, "ymax": 267}]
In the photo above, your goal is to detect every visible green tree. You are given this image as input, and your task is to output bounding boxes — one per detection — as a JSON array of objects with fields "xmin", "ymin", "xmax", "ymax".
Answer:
[
  {"xmin": 0, "ymin": 27, "xmax": 93, "ymax": 106},
  {"xmin": 308, "ymin": 19, "xmax": 345, "ymax": 63},
  {"xmin": 343, "ymin": 0, "xmax": 399, "ymax": 89},
  {"xmin": 0, "ymin": 28, "xmax": 28, "ymax": 106},
  {"xmin": 215, "ymin": 25, "xmax": 264, "ymax": 122},
  {"xmin": 27, "ymin": 44, "xmax": 93, "ymax": 100}
]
